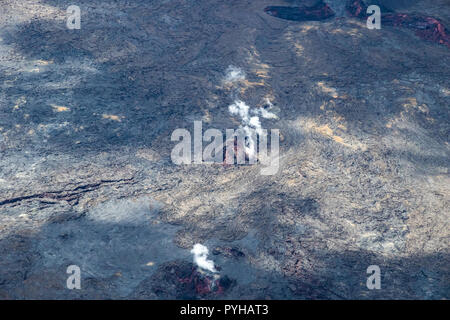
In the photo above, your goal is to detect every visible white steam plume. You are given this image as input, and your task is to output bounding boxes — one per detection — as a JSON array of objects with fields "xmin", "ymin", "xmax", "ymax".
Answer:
[
  {"xmin": 190, "ymin": 243, "xmax": 217, "ymax": 273},
  {"xmin": 228, "ymin": 98, "xmax": 278, "ymax": 157},
  {"xmin": 223, "ymin": 65, "xmax": 246, "ymax": 84}
]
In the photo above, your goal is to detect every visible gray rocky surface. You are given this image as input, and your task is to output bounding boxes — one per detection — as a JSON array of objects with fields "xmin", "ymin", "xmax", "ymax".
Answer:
[{"xmin": 0, "ymin": 0, "xmax": 449, "ymax": 299}]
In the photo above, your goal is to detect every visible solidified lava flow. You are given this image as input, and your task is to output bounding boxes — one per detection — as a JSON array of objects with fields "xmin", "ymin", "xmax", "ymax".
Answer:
[
  {"xmin": 264, "ymin": 0, "xmax": 449, "ymax": 48},
  {"xmin": 177, "ymin": 267, "xmax": 234, "ymax": 297},
  {"xmin": 264, "ymin": 1, "xmax": 335, "ymax": 22},
  {"xmin": 346, "ymin": 0, "xmax": 450, "ymax": 48},
  {"xmin": 346, "ymin": 0, "xmax": 369, "ymax": 18}
]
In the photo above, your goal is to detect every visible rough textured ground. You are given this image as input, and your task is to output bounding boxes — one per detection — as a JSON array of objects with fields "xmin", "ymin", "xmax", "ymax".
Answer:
[{"xmin": 0, "ymin": 0, "xmax": 449, "ymax": 299}]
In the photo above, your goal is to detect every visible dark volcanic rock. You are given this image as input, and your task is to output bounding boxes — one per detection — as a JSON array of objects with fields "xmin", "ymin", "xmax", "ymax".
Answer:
[
  {"xmin": 212, "ymin": 246, "xmax": 246, "ymax": 259},
  {"xmin": 130, "ymin": 261, "xmax": 235, "ymax": 299},
  {"xmin": 347, "ymin": 0, "xmax": 450, "ymax": 48},
  {"xmin": 264, "ymin": 2, "xmax": 335, "ymax": 21}
]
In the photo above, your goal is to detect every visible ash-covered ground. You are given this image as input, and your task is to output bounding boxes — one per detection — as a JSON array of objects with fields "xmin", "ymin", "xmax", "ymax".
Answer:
[{"xmin": 0, "ymin": 0, "xmax": 449, "ymax": 299}]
